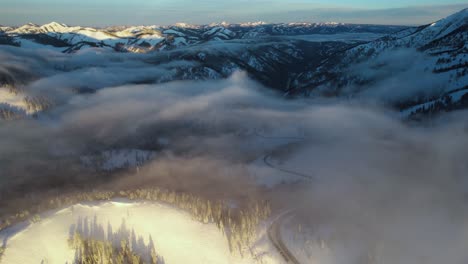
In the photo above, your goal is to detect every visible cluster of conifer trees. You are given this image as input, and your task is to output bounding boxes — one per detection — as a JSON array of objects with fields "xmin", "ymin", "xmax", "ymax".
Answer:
[
  {"xmin": 0, "ymin": 84, "xmax": 19, "ymax": 95},
  {"xmin": 0, "ymin": 245, "xmax": 4, "ymax": 262},
  {"xmin": 0, "ymin": 105, "xmax": 24, "ymax": 120},
  {"xmin": 23, "ymin": 95, "xmax": 53, "ymax": 113},
  {"xmin": 69, "ymin": 216, "xmax": 163, "ymax": 264}
]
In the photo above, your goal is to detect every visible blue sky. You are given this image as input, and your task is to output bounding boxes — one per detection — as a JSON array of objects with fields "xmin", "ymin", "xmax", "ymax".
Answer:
[{"xmin": 1, "ymin": 0, "xmax": 467, "ymax": 26}]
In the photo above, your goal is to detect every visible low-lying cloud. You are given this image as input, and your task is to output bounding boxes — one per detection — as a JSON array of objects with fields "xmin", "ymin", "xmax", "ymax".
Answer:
[{"xmin": 1, "ymin": 46, "xmax": 468, "ymax": 264}]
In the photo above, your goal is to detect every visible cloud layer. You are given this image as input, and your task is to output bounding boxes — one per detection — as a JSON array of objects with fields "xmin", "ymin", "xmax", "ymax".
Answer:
[{"xmin": 1, "ymin": 46, "xmax": 468, "ymax": 263}]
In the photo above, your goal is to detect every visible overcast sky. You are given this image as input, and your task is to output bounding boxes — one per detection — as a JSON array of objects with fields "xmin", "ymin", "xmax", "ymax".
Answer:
[{"xmin": 1, "ymin": 0, "xmax": 467, "ymax": 26}]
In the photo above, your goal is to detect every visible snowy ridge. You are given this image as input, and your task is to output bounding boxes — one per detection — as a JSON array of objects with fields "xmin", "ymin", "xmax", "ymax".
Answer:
[
  {"xmin": 1, "ymin": 9, "xmax": 467, "ymax": 117},
  {"xmin": 344, "ymin": 8, "xmax": 468, "ymax": 59},
  {"xmin": 423, "ymin": 8, "xmax": 468, "ymax": 42},
  {"xmin": 0, "ymin": 20, "xmax": 406, "ymax": 53},
  {"xmin": 291, "ymin": 8, "xmax": 468, "ymax": 116},
  {"xmin": 39, "ymin": 21, "xmax": 69, "ymax": 33}
]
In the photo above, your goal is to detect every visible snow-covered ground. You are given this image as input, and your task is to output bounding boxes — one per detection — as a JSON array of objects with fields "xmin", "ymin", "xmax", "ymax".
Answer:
[
  {"xmin": 0, "ymin": 89, "xmax": 30, "ymax": 113},
  {"xmin": 0, "ymin": 200, "xmax": 281, "ymax": 264}
]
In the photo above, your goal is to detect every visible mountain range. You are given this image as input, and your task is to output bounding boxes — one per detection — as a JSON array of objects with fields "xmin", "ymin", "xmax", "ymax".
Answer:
[
  {"xmin": 0, "ymin": 21, "xmax": 405, "ymax": 53},
  {"xmin": 0, "ymin": 8, "xmax": 467, "ymax": 118}
]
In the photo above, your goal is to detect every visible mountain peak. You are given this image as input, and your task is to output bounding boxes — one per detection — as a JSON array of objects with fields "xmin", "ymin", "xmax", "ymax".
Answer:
[
  {"xmin": 174, "ymin": 22, "xmax": 199, "ymax": 29},
  {"xmin": 43, "ymin": 21, "xmax": 67, "ymax": 27},
  {"xmin": 239, "ymin": 21, "xmax": 267, "ymax": 27},
  {"xmin": 40, "ymin": 21, "xmax": 69, "ymax": 32}
]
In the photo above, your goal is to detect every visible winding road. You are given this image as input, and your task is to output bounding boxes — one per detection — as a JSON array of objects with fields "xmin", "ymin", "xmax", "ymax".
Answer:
[
  {"xmin": 268, "ymin": 212, "xmax": 301, "ymax": 264},
  {"xmin": 254, "ymin": 130, "xmax": 312, "ymax": 263},
  {"xmin": 254, "ymin": 129, "xmax": 315, "ymax": 181},
  {"xmin": 263, "ymin": 154, "xmax": 316, "ymax": 181}
]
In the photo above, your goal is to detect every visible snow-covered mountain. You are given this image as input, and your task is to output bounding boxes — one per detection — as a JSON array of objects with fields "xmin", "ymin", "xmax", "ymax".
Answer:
[
  {"xmin": 0, "ymin": 9, "xmax": 467, "ymax": 119},
  {"xmin": 0, "ymin": 21, "xmax": 405, "ymax": 53},
  {"xmin": 291, "ymin": 8, "xmax": 468, "ymax": 117}
]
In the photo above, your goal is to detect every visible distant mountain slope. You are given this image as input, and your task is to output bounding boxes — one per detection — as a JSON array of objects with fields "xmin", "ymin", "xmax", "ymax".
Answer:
[{"xmin": 292, "ymin": 8, "xmax": 468, "ymax": 117}]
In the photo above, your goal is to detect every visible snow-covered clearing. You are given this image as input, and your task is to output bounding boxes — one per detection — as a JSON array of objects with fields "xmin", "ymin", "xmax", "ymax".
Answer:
[
  {"xmin": 0, "ymin": 89, "xmax": 29, "ymax": 113},
  {"xmin": 0, "ymin": 200, "xmax": 280, "ymax": 264}
]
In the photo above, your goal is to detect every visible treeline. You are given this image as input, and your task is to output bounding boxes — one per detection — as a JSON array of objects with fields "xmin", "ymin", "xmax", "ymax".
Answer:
[
  {"xmin": 1, "ymin": 84, "xmax": 20, "ymax": 95},
  {"xmin": 0, "ymin": 188, "xmax": 271, "ymax": 257},
  {"xmin": 0, "ymin": 105, "xmax": 25, "ymax": 120},
  {"xmin": 0, "ymin": 245, "xmax": 4, "ymax": 263},
  {"xmin": 23, "ymin": 95, "xmax": 54, "ymax": 113},
  {"xmin": 69, "ymin": 216, "xmax": 163, "ymax": 264},
  {"xmin": 120, "ymin": 189, "xmax": 271, "ymax": 255}
]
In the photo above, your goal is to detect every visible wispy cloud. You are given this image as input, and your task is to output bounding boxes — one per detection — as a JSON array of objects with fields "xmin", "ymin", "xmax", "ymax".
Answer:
[{"xmin": 1, "ymin": 43, "xmax": 468, "ymax": 263}]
